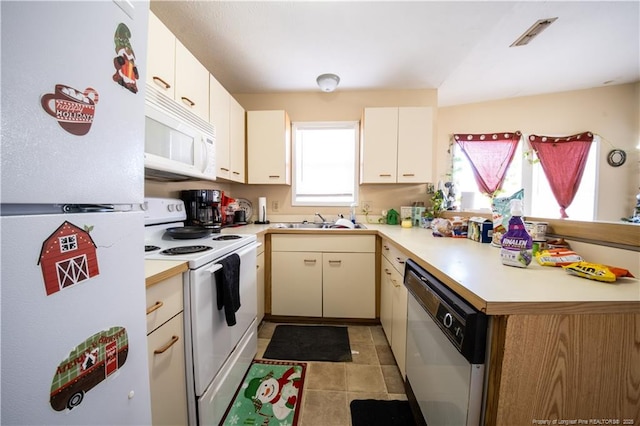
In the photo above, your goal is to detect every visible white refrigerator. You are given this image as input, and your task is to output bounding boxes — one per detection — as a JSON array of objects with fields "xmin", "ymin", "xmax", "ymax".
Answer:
[{"xmin": 1, "ymin": 1, "xmax": 152, "ymax": 424}]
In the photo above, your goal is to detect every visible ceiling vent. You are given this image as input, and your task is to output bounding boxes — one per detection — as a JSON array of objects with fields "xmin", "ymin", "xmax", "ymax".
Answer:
[{"xmin": 510, "ymin": 17, "xmax": 558, "ymax": 47}]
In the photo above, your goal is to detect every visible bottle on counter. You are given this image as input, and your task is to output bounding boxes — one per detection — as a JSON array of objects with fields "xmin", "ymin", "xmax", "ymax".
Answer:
[{"xmin": 500, "ymin": 199, "xmax": 533, "ymax": 268}]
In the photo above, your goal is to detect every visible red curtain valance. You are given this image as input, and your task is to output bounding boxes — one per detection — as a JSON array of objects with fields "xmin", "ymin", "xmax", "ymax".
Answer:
[
  {"xmin": 453, "ymin": 132, "xmax": 522, "ymax": 195},
  {"xmin": 528, "ymin": 132, "xmax": 594, "ymax": 218}
]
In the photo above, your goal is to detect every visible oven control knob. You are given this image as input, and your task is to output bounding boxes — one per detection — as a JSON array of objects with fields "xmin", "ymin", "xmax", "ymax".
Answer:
[
  {"xmin": 443, "ymin": 312, "xmax": 453, "ymax": 328},
  {"xmin": 455, "ymin": 326, "xmax": 462, "ymax": 337},
  {"xmin": 176, "ymin": 203, "xmax": 183, "ymax": 211},
  {"xmin": 167, "ymin": 204, "xmax": 175, "ymax": 212}
]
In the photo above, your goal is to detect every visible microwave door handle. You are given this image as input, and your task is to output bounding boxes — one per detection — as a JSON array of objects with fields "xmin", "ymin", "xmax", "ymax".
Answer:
[{"xmin": 200, "ymin": 136, "xmax": 209, "ymax": 173}]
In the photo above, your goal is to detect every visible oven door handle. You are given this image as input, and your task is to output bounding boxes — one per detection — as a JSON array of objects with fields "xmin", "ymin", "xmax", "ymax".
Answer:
[{"xmin": 205, "ymin": 264, "xmax": 223, "ymax": 274}]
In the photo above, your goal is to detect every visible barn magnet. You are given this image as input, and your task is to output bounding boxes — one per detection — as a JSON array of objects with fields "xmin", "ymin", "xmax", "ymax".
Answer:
[
  {"xmin": 50, "ymin": 326, "xmax": 129, "ymax": 411},
  {"xmin": 38, "ymin": 221, "xmax": 100, "ymax": 296},
  {"xmin": 112, "ymin": 23, "xmax": 139, "ymax": 93}
]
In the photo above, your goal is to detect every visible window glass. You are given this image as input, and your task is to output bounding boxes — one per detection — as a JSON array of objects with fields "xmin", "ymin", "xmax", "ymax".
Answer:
[
  {"xmin": 451, "ymin": 137, "xmax": 597, "ymax": 220},
  {"xmin": 292, "ymin": 122, "xmax": 359, "ymax": 206}
]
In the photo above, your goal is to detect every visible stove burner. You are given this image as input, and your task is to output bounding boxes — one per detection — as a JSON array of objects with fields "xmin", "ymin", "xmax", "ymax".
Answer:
[
  {"xmin": 145, "ymin": 245, "xmax": 161, "ymax": 252},
  {"xmin": 212, "ymin": 235, "xmax": 242, "ymax": 241},
  {"xmin": 160, "ymin": 245, "xmax": 213, "ymax": 255}
]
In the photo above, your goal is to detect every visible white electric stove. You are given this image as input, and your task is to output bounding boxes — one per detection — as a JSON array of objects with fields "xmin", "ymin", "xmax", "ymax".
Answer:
[{"xmin": 144, "ymin": 197, "xmax": 259, "ymax": 425}]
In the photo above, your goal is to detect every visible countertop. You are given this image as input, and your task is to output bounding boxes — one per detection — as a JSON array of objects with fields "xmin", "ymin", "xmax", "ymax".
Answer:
[{"xmin": 145, "ymin": 222, "xmax": 640, "ymax": 315}]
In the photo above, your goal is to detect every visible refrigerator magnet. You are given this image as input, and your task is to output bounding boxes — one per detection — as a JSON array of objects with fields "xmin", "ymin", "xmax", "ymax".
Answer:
[
  {"xmin": 50, "ymin": 326, "xmax": 129, "ymax": 411},
  {"xmin": 41, "ymin": 85, "xmax": 100, "ymax": 136},
  {"xmin": 112, "ymin": 23, "xmax": 139, "ymax": 94},
  {"xmin": 38, "ymin": 221, "xmax": 100, "ymax": 296}
]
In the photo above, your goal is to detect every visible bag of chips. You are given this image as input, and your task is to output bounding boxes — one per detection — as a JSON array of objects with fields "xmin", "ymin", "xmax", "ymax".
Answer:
[
  {"xmin": 536, "ymin": 248, "xmax": 582, "ymax": 267},
  {"xmin": 562, "ymin": 261, "xmax": 635, "ymax": 283}
]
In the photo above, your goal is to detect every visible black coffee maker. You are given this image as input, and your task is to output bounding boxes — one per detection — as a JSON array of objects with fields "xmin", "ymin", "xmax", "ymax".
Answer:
[{"xmin": 180, "ymin": 189, "xmax": 222, "ymax": 233}]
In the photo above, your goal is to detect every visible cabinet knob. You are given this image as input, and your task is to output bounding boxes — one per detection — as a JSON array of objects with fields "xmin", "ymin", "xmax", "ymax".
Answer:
[
  {"xmin": 379, "ymin": 174, "xmax": 392, "ymax": 177},
  {"xmin": 152, "ymin": 76, "xmax": 171, "ymax": 89},
  {"xmin": 304, "ymin": 259, "xmax": 317, "ymax": 264},
  {"xmin": 402, "ymin": 173, "xmax": 415, "ymax": 177},
  {"xmin": 146, "ymin": 301, "xmax": 164, "ymax": 315},
  {"xmin": 220, "ymin": 167, "xmax": 230, "ymax": 172},
  {"xmin": 328, "ymin": 260, "xmax": 342, "ymax": 265},
  {"xmin": 268, "ymin": 175, "xmax": 281, "ymax": 179},
  {"xmin": 396, "ymin": 257, "xmax": 405, "ymax": 264},
  {"xmin": 153, "ymin": 335, "xmax": 180, "ymax": 354},
  {"xmin": 384, "ymin": 268, "xmax": 392, "ymax": 275}
]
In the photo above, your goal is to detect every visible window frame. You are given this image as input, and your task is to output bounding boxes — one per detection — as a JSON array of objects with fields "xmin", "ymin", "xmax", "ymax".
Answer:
[{"xmin": 291, "ymin": 120, "xmax": 360, "ymax": 207}]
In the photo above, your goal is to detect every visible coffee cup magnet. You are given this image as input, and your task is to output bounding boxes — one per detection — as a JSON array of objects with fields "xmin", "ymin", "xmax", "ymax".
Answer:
[
  {"xmin": 41, "ymin": 85, "xmax": 100, "ymax": 136},
  {"xmin": 112, "ymin": 23, "xmax": 139, "ymax": 94}
]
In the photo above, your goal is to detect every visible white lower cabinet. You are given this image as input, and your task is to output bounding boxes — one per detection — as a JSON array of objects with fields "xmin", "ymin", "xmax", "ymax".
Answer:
[
  {"xmin": 380, "ymin": 239, "xmax": 408, "ymax": 377},
  {"xmin": 256, "ymin": 235, "xmax": 265, "ymax": 323},
  {"xmin": 146, "ymin": 273, "xmax": 188, "ymax": 426},
  {"xmin": 270, "ymin": 235, "xmax": 375, "ymax": 319}
]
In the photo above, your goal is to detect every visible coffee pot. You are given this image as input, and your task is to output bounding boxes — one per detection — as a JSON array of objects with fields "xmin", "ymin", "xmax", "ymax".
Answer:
[{"xmin": 180, "ymin": 189, "xmax": 222, "ymax": 232}]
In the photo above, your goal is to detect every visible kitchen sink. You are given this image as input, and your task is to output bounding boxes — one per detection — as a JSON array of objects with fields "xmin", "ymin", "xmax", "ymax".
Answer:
[{"xmin": 271, "ymin": 222, "xmax": 367, "ymax": 229}]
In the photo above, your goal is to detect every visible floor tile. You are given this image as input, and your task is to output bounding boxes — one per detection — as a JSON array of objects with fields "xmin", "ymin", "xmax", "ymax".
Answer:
[
  {"xmin": 299, "ymin": 390, "xmax": 350, "ymax": 426},
  {"xmin": 381, "ymin": 365, "xmax": 405, "ymax": 394},
  {"xmin": 306, "ymin": 362, "xmax": 346, "ymax": 391},
  {"xmin": 350, "ymin": 342, "xmax": 379, "ymax": 365},
  {"xmin": 346, "ymin": 364, "xmax": 386, "ymax": 393},
  {"xmin": 257, "ymin": 321, "xmax": 277, "ymax": 339},
  {"xmin": 370, "ymin": 325, "xmax": 388, "ymax": 345},
  {"xmin": 375, "ymin": 344, "xmax": 397, "ymax": 365},
  {"xmin": 347, "ymin": 325, "xmax": 372, "ymax": 344}
]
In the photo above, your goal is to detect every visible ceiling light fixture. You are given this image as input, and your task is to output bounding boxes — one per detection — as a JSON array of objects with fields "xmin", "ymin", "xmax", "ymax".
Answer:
[
  {"xmin": 316, "ymin": 73, "xmax": 340, "ymax": 92},
  {"xmin": 510, "ymin": 17, "xmax": 558, "ymax": 47}
]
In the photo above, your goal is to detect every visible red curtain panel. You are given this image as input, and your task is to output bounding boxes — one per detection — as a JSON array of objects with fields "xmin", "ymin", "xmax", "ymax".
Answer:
[
  {"xmin": 453, "ymin": 132, "xmax": 522, "ymax": 195},
  {"xmin": 528, "ymin": 132, "xmax": 594, "ymax": 218}
]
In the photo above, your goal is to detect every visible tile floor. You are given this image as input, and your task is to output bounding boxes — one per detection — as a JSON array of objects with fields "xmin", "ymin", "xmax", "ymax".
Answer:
[{"xmin": 255, "ymin": 321, "xmax": 408, "ymax": 426}]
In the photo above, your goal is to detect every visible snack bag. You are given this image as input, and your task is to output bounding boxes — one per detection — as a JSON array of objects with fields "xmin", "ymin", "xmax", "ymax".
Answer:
[
  {"xmin": 491, "ymin": 189, "xmax": 524, "ymax": 247},
  {"xmin": 562, "ymin": 261, "xmax": 635, "ymax": 283},
  {"xmin": 536, "ymin": 248, "xmax": 582, "ymax": 267}
]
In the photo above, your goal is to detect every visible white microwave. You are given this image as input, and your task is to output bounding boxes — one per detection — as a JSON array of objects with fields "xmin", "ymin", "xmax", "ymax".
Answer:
[{"xmin": 144, "ymin": 84, "xmax": 216, "ymax": 181}]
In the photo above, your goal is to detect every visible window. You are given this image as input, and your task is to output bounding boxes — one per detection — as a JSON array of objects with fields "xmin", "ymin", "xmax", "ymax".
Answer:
[
  {"xmin": 451, "ymin": 136, "xmax": 598, "ymax": 220},
  {"xmin": 59, "ymin": 235, "xmax": 78, "ymax": 252},
  {"xmin": 292, "ymin": 121, "xmax": 359, "ymax": 206}
]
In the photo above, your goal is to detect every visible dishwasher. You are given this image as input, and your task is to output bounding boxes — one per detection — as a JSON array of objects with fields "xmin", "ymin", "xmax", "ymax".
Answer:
[{"xmin": 404, "ymin": 259, "xmax": 488, "ymax": 426}]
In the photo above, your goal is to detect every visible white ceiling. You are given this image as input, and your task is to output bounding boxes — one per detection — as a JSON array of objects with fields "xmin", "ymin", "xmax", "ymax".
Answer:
[{"xmin": 150, "ymin": 1, "xmax": 640, "ymax": 106}]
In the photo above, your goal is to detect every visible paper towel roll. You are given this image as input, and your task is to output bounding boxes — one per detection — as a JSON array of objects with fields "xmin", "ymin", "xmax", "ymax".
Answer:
[{"xmin": 258, "ymin": 197, "xmax": 267, "ymax": 222}]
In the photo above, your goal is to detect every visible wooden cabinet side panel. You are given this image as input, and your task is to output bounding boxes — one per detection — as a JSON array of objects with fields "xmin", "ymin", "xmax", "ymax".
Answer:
[{"xmin": 493, "ymin": 314, "xmax": 640, "ymax": 424}]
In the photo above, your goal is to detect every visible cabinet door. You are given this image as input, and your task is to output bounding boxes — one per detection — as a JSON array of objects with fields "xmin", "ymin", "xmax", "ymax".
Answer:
[
  {"xmin": 391, "ymin": 277, "xmax": 408, "ymax": 377},
  {"xmin": 271, "ymin": 251, "xmax": 322, "ymax": 316},
  {"xmin": 397, "ymin": 107, "xmax": 433, "ymax": 183},
  {"xmin": 380, "ymin": 257, "xmax": 395, "ymax": 340},
  {"xmin": 229, "ymin": 97, "xmax": 246, "ymax": 183},
  {"xmin": 256, "ymin": 251, "xmax": 265, "ymax": 323},
  {"xmin": 210, "ymin": 75, "xmax": 231, "ymax": 180},
  {"xmin": 360, "ymin": 107, "xmax": 398, "ymax": 183},
  {"xmin": 247, "ymin": 110, "xmax": 291, "ymax": 184},
  {"xmin": 148, "ymin": 313, "xmax": 188, "ymax": 426},
  {"xmin": 146, "ymin": 11, "xmax": 175, "ymax": 98},
  {"xmin": 175, "ymin": 41, "xmax": 209, "ymax": 121},
  {"xmin": 322, "ymin": 253, "xmax": 375, "ymax": 319}
]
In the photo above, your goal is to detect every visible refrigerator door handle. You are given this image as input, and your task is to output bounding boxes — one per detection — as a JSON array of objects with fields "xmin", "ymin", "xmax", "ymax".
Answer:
[{"xmin": 62, "ymin": 204, "xmax": 115, "ymax": 213}]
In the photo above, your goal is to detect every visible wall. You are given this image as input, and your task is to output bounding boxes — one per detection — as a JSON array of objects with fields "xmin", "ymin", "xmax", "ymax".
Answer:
[
  {"xmin": 437, "ymin": 83, "xmax": 640, "ymax": 221},
  {"xmin": 145, "ymin": 83, "xmax": 639, "ymax": 224}
]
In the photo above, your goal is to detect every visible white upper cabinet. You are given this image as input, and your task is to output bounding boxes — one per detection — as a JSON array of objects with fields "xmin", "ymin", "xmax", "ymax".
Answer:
[
  {"xmin": 229, "ymin": 97, "xmax": 246, "ymax": 183},
  {"xmin": 360, "ymin": 106, "xmax": 434, "ymax": 184},
  {"xmin": 209, "ymin": 75, "xmax": 231, "ymax": 179},
  {"xmin": 174, "ymin": 41, "xmax": 209, "ymax": 121},
  {"xmin": 147, "ymin": 11, "xmax": 209, "ymax": 122},
  {"xmin": 247, "ymin": 110, "xmax": 291, "ymax": 185},
  {"xmin": 146, "ymin": 11, "xmax": 175, "ymax": 99},
  {"xmin": 210, "ymin": 75, "xmax": 245, "ymax": 183}
]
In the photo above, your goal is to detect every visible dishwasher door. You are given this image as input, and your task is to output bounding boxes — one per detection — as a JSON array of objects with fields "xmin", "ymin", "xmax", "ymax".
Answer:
[{"xmin": 406, "ymin": 294, "xmax": 485, "ymax": 425}]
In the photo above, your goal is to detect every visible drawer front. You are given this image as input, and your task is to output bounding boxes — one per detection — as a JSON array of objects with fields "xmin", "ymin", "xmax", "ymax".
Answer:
[
  {"xmin": 147, "ymin": 313, "xmax": 188, "ymax": 426},
  {"xmin": 381, "ymin": 238, "xmax": 407, "ymax": 275},
  {"xmin": 146, "ymin": 273, "xmax": 183, "ymax": 335},
  {"xmin": 272, "ymin": 234, "xmax": 375, "ymax": 252}
]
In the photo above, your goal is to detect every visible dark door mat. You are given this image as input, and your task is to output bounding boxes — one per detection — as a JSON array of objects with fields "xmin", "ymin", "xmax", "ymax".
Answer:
[
  {"xmin": 262, "ymin": 325, "xmax": 352, "ymax": 362},
  {"xmin": 350, "ymin": 399, "xmax": 416, "ymax": 426}
]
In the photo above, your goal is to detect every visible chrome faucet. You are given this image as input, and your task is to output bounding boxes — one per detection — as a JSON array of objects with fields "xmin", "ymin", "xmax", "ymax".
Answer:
[{"xmin": 315, "ymin": 212, "xmax": 327, "ymax": 223}]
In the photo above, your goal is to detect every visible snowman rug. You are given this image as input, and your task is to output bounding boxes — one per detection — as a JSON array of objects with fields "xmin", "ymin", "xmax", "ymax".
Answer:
[{"xmin": 220, "ymin": 360, "xmax": 307, "ymax": 426}]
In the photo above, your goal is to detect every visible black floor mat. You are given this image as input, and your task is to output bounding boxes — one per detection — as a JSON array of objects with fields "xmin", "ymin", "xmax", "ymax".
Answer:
[
  {"xmin": 350, "ymin": 399, "xmax": 416, "ymax": 426},
  {"xmin": 262, "ymin": 324, "xmax": 352, "ymax": 362}
]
